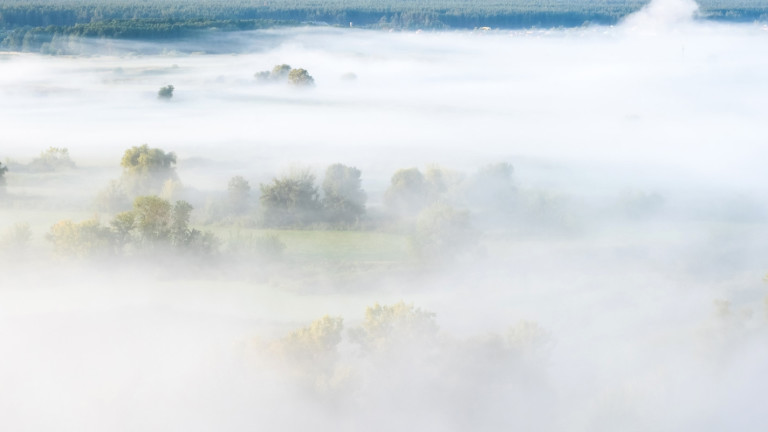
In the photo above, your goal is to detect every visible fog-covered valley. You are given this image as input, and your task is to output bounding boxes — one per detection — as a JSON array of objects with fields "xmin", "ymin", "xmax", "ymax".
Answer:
[{"xmin": 2, "ymin": 1, "xmax": 768, "ymax": 430}]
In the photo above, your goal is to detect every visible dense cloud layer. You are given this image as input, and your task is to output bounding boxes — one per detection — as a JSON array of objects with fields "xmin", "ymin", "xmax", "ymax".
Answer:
[{"xmin": 2, "ymin": 2, "xmax": 768, "ymax": 431}]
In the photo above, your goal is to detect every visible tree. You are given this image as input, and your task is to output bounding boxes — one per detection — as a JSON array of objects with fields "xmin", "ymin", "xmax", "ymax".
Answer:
[
  {"xmin": 255, "ymin": 64, "xmax": 314, "ymax": 86},
  {"xmin": 259, "ymin": 169, "xmax": 321, "ymax": 227},
  {"xmin": 288, "ymin": 68, "xmax": 315, "ymax": 86},
  {"xmin": 271, "ymin": 64, "xmax": 292, "ymax": 79},
  {"xmin": 113, "ymin": 195, "xmax": 218, "ymax": 254},
  {"xmin": 120, "ymin": 144, "xmax": 178, "ymax": 195},
  {"xmin": 47, "ymin": 218, "xmax": 117, "ymax": 258},
  {"xmin": 157, "ymin": 84, "xmax": 174, "ymax": 99},
  {"xmin": 131, "ymin": 195, "xmax": 173, "ymax": 245},
  {"xmin": 349, "ymin": 301, "xmax": 438, "ymax": 354},
  {"xmin": 273, "ymin": 315, "xmax": 344, "ymax": 364},
  {"xmin": 255, "ymin": 64, "xmax": 292, "ymax": 82},
  {"xmin": 384, "ymin": 167, "xmax": 428, "ymax": 217},
  {"xmin": 322, "ymin": 163, "xmax": 366, "ymax": 225},
  {"xmin": 227, "ymin": 175, "xmax": 251, "ymax": 215},
  {"xmin": 28, "ymin": 147, "xmax": 75, "ymax": 172}
]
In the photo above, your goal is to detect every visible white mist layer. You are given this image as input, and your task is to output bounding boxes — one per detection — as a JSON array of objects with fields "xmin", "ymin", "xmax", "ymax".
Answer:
[{"xmin": 3, "ymin": 14, "xmax": 768, "ymax": 432}]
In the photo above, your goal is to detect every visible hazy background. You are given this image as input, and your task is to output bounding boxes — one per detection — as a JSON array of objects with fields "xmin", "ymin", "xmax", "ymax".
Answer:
[{"xmin": 2, "ymin": 1, "xmax": 768, "ymax": 430}]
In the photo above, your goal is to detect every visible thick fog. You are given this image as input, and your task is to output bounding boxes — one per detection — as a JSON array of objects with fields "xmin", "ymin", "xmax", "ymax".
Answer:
[{"xmin": 2, "ymin": 0, "xmax": 768, "ymax": 430}]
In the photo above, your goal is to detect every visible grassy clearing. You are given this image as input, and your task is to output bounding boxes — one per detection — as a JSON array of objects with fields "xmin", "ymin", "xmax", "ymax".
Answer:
[{"xmin": 217, "ymin": 227, "xmax": 412, "ymax": 263}]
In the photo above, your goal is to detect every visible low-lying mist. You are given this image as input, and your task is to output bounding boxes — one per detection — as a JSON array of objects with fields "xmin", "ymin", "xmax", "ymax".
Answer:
[{"xmin": 2, "ymin": 4, "xmax": 768, "ymax": 431}]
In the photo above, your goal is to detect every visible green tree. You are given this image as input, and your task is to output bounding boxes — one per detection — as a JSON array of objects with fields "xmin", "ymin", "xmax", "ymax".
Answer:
[
  {"xmin": 120, "ymin": 144, "xmax": 178, "ymax": 195},
  {"xmin": 322, "ymin": 163, "xmax": 366, "ymax": 225},
  {"xmin": 157, "ymin": 84, "xmax": 174, "ymax": 99},
  {"xmin": 288, "ymin": 68, "xmax": 315, "ymax": 86},
  {"xmin": 131, "ymin": 195, "xmax": 173, "ymax": 245},
  {"xmin": 255, "ymin": 64, "xmax": 314, "ymax": 86},
  {"xmin": 227, "ymin": 175, "xmax": 251, "ymax": 214},
  {"xmin": 384, "ymin": 167, "xmax": 428, "ymax": 217},
  {"xmin": 114, "ymin": 195, "xmax": 218, "ymax": 254},
  {"xmin": 271, "ymin": 64, "xmax": 292, "ymax": 79},
  {"xmin": 259, "ymin": 168, "xmax": 321, "ymax": 227}
]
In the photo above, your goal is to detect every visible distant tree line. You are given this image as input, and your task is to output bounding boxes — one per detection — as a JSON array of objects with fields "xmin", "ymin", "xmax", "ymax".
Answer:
[
  {"xmin": 3, "ymin": 0, "xmax": 768, "ymax": 52},
  {"xmin": 12, "ymin": 143, "xmax": 655, "ymax": 262}
]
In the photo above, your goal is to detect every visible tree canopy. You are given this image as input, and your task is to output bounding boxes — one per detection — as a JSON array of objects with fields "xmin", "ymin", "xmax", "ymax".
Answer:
[
  {"xmin": 255, "ymin": 64, "xmax": 314, "ymax": 86},
  {"xmin": 120, "ymin": 144, "xmax": 178, "ymax": 195},
  {"xmin": 259, "ymin": 168, "xmax": 321, "ymax": 227}
]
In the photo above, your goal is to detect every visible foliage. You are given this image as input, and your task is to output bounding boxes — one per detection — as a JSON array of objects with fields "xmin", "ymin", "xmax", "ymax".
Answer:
[
  {"xmin": 227, "ymin": 175, "xmax": 251, "ymax": 215},
  {"xmin": 273, "ymin": 315, "xmax": 344, "ymax": 364},
  {"xmin": 49, "ymin": 195, "xmax": 218, "ymax": 258},
  {"xmin": 255, "ymin": 64, "xmax": 314, "ymax": 86},
  {"xmin": 28, "ymin": 147, "xmax": 76, "ymax": 172},
  {"xmin": 322, "ymin": 163, "xmax": 366, "ymax": 226},
  {"xmin": 157, "ymin": 84, "xmax": 174, "ymax": 99},
  {"xmin": 119, "ymin": 144, "xmax": 178, "ymax": 195},
  {"xmin": 47, "ymin": 218, "xmax": 117, "ymax": 258},
  {"xmin": 384, "ymin": 167, "xmax": 428, "ymax": 218},
  {"xmin": 287, "ymin": 68, "xmax": 314, "ymax": 86},
  {"xmin": 259, "ymin": 168, "xmax": 321, "ymax": 228},
  {"xmin": 124, "ymin": 195, "xmax": 218, "ymax": 253},
  {"xmin": 2, "ymin": 0, "xmax": 767, "ymax": 54},
  {"xmin": 349, "ymin": 301, "xmax": 438, "ymax": 353}
]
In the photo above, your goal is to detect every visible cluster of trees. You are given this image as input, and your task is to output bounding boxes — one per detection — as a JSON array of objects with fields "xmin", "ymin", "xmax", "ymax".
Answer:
[
  {"xmin": 1, "ymin": 18, "xmax": 284, "ymax": 53},
  {"xmin": 3, "ymin": 1, "xmax": 767, "ymax": 53},
  {"xmin": 257, "ymin": 164, "xmax": 364, "ymax": 227},
  {"xmin": 255, "ymin": 64, "xmax": 315, "ymax": 86},
  {"xmin": 48, "ymin": 195, "xmax": 217, "ymax": 258},
  {"xmin": 2, "ymin": 141, "xmax": 584, "ymax": 262},
  {"xmin": 262, "ymin": 301, "xmax": 552, "ymax": 397},
  {"xmin": 27, "ymin": 147, "xmax": 76, "ymax": 172}
]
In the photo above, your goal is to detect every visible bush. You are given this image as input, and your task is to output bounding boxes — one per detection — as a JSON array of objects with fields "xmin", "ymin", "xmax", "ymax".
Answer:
[{"xmin": 157, "ymin": 84, "xmax": 174, "ymax": 99}]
